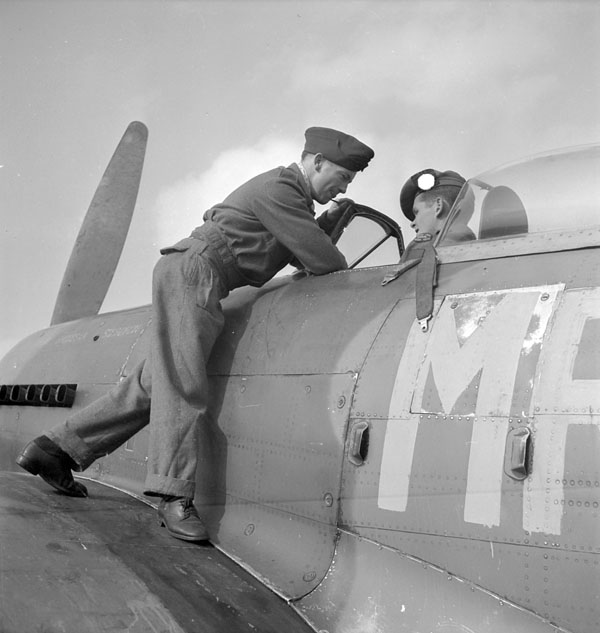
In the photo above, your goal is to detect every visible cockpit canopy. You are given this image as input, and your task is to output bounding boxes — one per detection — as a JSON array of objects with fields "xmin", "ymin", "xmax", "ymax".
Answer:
[
  {"xmin": 440, "ymin": 144, "xmax": 600, "ymax": 245},
  {"xmin": 330, "ymin": 144, "xmax": 599, "ymax": 269}
]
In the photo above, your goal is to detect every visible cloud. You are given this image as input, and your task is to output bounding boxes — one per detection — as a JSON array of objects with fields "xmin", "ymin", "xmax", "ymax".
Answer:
[
  {"xmin": 153, "ymin": 136, "xmax": 298, "ymax": 245},
  {"xmin": 288, "ymin": 4, "xmax": 556, "ymax": 108},
  {"xmin": 137, "ymin": 2, "xmax": 600, "ymax": 251},
  {"xmin": 284, "ymin": 2, "xmax": 599, "ymax": 160}
]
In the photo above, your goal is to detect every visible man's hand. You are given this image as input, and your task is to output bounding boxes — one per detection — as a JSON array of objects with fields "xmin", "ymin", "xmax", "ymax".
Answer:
[
  {"xmin": 325, "ymin": 198, "xmax": 355, "ymax": 225},
  {"xmin": 291, "ymin": 269, "xmax": 313, "ymax": 280},
  {"xmin": 324, "ymin": 198, "xmax": 356, "ymax": 243}
]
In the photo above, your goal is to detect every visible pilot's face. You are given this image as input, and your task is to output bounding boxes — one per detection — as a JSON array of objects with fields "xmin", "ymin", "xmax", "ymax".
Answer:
[
  {"xmin": 310, "ymin": 157, "xmax": 356, "ymax": 205},
  {"xmin": 411, "ymin": 194, "xmax": 441, "ymax": 236}
]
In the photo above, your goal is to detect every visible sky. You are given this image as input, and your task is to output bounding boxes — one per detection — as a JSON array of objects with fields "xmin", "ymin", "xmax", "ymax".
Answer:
[{"xmin": 1, "ymin": 0, "xmax": 599, "ymax": 360}]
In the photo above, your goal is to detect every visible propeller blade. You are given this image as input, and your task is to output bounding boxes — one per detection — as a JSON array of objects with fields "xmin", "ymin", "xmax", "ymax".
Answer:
[{"xmin": 50, "ymin": 121, "xmax": 148, "ymax": 326}]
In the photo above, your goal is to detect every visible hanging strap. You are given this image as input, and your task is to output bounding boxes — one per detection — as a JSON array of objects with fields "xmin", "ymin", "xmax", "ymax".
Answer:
[
  {"xmin": 414, "ymin": 235, "xmax": 438, "ymax": 331},
  {"xmin": 381, "ymin": 256, "xmax": 421, "ymax": 285},
  {"xmin": 381, "ymin": 233, "xmax": 438, "ymax": 332}
]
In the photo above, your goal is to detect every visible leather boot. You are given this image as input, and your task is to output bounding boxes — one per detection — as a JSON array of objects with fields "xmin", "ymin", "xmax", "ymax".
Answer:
[
  {"xmin": 16, "ymin": 436, "xmax": 88, "ymax": 497},
  {"xmin": 157, "ymin": 496, "xmax": 209, "ymax": 542}
]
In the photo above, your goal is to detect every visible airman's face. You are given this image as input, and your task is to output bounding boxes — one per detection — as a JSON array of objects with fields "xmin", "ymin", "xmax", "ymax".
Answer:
[
  {"xmin": 411, "ymin": 194, "xmax": 443, "ymax": 236},
  {"xmin": 309, "ymin": 157, "xmax": 356, "ymax": 205}
]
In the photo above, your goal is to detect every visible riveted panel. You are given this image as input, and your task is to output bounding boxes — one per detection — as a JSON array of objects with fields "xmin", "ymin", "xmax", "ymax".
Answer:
[
  {"xmin": 344, "ymin": 414, "xmax": 531, "ymax": 538},
  {"xmin": 295, "ymin": 532, "xmax": 559, "ymax": 633},
  {"xmin": 523, "ymin": 413, "xmax": 600, "ymax": 541},
  {"xmin": 211, "ymin": 268, "xmax": 408, "ymax": 377},
  {"xmin": 410, "ymin": 286, "xmax": 562, "ymax": 418},
  {"xmin": 196, "ymin": 372, "xmax": 356, "ymax": 599},
  {"xmin": 0, "ymin": 306, "xmax": 152, "ymax": 385},
  {"xmin": 343, "ymin": 413, "xmax": 600, "ymax": 633},
  {"xmin": 340, "ymin": 278, "xmax": 600, "ymax": 633},
  {"xmin": 533, "ymin": 287, "xmax": 600, "ymax": 414}
]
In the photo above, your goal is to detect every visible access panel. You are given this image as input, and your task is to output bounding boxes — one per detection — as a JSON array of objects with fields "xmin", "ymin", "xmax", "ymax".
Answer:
[{"xmin": 196, "ymin": 372, "xmax": 356, "ymax": 599}]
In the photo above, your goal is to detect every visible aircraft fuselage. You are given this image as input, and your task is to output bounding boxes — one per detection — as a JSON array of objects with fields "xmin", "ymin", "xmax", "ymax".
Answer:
[{"xmin": 1, "ymin": 229, "xmax": 598, "ymax": 632}]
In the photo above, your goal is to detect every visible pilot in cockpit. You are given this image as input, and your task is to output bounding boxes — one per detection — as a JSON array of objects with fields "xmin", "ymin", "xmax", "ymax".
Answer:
[{"xmin": 399, "ymin": 169, "xmax": 475, "ymax": 247}]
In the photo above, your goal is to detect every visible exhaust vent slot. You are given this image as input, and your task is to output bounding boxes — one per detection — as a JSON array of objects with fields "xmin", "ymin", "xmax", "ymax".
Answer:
[{"xmin": 0, "ymin": 384, "xmax": 77, "ymax": 408}]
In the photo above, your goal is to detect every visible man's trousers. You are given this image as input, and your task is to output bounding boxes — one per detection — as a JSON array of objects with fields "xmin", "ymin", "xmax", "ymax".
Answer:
[{"xmin": 48, "ymin": 234, "xmax": 238, "ymax": 498}]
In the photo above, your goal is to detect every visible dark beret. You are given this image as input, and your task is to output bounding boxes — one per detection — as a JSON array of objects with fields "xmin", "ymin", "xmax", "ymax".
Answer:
[
  {"xmin": 399, "ymin": 168, "xmax": 466, "ymax": 220},
  {"xmin": 304, "ymin": 126, "xmax": 374, "ymax": 172}
]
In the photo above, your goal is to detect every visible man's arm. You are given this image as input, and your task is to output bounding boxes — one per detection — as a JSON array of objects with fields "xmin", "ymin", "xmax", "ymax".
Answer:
[{"xmin": 253, "ymin": 178, "xmax": 347, "ymax": 274}]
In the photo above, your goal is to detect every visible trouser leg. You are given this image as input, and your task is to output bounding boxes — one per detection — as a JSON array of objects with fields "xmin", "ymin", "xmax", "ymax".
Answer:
[
  {"xmin": 48, "ymin": 358, "xmax": 152, "ymax": 470},
  {"xmin": 143, "ymin": 244, "xmax": 226, "ymax": 499}
]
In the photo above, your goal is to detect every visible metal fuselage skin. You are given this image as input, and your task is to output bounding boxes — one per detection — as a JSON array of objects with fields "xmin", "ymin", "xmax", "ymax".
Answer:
[{"xmin": 1, "ymin": 233, "xmax": 598, "ymax": 633}]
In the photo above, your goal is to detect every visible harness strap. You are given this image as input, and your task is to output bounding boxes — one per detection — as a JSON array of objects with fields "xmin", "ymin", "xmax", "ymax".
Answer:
[
  {"xmin": 414, "ymin": 236, "xmax": 437, "ymax": 331},
  {"xmin": 381, "ymin": 233, "xmax": 438, "ymax": 332}
]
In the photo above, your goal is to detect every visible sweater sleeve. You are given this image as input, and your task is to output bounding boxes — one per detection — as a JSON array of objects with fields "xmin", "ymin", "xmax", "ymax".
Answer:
[{"xmin": 251, "ymin": 177, "xmax": 348, "ymax": 274}]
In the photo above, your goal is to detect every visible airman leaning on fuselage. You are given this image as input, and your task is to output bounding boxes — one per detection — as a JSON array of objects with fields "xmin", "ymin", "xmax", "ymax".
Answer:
[{"xmin": 17, "ymin": 126, "xmax": 374, "ymax": 542}]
